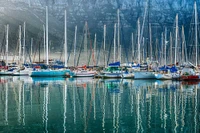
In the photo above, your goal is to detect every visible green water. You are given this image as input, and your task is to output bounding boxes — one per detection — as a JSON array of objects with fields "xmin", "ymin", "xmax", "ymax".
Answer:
[{"xmin": 0, "ymin": 76, "xmax": 199, "ymax": 133}]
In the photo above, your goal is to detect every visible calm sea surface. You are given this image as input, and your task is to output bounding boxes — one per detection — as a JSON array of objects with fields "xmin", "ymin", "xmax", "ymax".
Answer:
[{"xmin": 0, "ymin": 76, "xmax": 199, "ymax": 133}]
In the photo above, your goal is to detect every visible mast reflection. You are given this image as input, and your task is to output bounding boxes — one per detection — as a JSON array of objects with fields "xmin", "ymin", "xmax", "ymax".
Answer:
[
  {"xmin": 0, "ymin": 77, "xmax": 199, "ymax": 132},
  {"xmin": 5, "ymin": 82, "xmax": 8, "ymax": 125},
  {"xmin": 63, "ymin": 83, "xmax": 67, "ymax": 133}
]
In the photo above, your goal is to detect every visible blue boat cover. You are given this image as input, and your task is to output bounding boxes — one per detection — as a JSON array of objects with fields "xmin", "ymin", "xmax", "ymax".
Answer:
[
  {"xmin": 109, "ymin": 62, "xmax": 120, "ymax": 67},
  {"xmin": 132, "ymin": 64, "xmax": 140, "ymax": 67},
  {"xmin": 159, "ymin": 65, "xmax": 169, "ymax": 71},
  {"xmin": 170, "ymin": 66, "xmax": 178, "ymax": 73},
  {"xmin": 158, "ymin": 65, "xmax": 178, "ymax": 73},
  {"xmin": 51, "ymin": 65, "xmax": 65, "ymax": 69}
]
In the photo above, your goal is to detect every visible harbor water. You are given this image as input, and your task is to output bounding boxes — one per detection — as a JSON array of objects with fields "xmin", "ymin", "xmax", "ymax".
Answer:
[{"xmin": 0, "ymin": 76, "xmax": 199, "ymax": 132}]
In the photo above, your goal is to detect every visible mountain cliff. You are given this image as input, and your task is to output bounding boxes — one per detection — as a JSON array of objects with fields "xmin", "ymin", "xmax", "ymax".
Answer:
[{"xmin": 0, "ymin": 0, "xmax": 198, "ymax": 63}]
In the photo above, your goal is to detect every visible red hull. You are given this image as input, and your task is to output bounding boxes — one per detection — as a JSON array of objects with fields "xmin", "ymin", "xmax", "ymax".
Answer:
[
  {"xmin": 182, "ymin": 81, "xmax": 199, "ymax": 85},
  {"xmin": 181, "ymin": 75, "xmax": 199, "ymax": 80}
]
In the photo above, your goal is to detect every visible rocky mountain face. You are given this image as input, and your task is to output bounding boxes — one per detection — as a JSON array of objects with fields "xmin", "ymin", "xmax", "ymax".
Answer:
[{"xmin": 0, "ymin": 0, "xmax": 198, "ymax": 63}]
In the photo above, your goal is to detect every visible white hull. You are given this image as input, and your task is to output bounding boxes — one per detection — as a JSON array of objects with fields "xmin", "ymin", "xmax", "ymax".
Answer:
[
  {"xmin": 12, "ymin": 68, "xmax": 32, "ymax": 76},
  {"xmin": 155, "ymin": 73, "xmax": 172, "ymax": 80},
  {"xmin": 122, "ymin": 73, "xmax": 134, "ymax": 79},
  {"xmin": 99, "ymin": 72, "xmax": 122, "ymax": 78},
  {"xmin": 0, "ymin": 70, "xmax": 13, "ymax": 75},
  {"xmin": 171, "ymin": 73, "xmax": 180, "ymax": 79},
  {"xmin": 73, "ymin": 70, "xmax": 96, "ymax": 77},
  {"xmin": 134, "ymin": 71, "xmax": 155, "ymax": 79}
]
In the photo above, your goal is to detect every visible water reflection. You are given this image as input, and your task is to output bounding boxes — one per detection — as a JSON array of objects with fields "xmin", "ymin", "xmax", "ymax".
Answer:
[
  {"xmin": 5, "ymin": 82, "xmax": 8, "ymax": 125},
  {"xmin": 0, "ymin": 77, "xmax": 199, "ymax": 132},
  {"xmin": 63, "ymin": 83, "xmax": 67, "ymax": 133}
]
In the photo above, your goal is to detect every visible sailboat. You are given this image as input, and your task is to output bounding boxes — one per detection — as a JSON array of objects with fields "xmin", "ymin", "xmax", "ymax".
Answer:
[
  {"xmin": 180, "ymin": 65, "xmax": 199, "ymax": 81},
  {"xmin": 154, "ymin": 65, "xmax": 179, "ymax": 80},
  {"xmin": 70, "ymin": 25, "xmax": 96, "ymax": 77},
  {"xmin": 99, "ymin": 10, "xmax": 129, "ymax": 79},
  {"xmin": 154, "ymin": 26, "xmax": 180, "ymax": 80},
  {"xmin": 0, "ymin": 24, "xmax": 17, "ymax": 75},
  {"xmin": 133, "ymin": 17, "xmax": 155, "ymax": 79},
  {"xmin": 121, "ymin": 28, "xmax": 134, "ymax": 78},
  {"xmin": 71, "ymin": 22, "xmax": 98, "ymax": 77},
  {"xmin": 98, "ymin": 61, "xmax": 122, "ymax": 78},
  {"xmin": 12, "ymin": 23, "xmax": 34, "ymax": 76},
  {"xmin": 97, "ymin": 21, "xmax": 123, "ymax": 79},
  {"xmin": 180, "ymin": 2, "xmax": 199, "ymax": 81},
  {"xmin": 72, "ymin": 65, "xmax": 97, "ymax": 77},
  {"xmin": 29, "ymin": 7, "xmax": 72, "ymax": 77}
]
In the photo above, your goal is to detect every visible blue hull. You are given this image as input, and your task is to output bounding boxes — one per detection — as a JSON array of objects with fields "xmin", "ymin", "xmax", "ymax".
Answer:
[
  {"xmin": 30, "ymin": 69, "xmax": 72, "ymax": 77},
  {"xmin": 134, "ymin": 71, "xmax": 155, "ymax": 79}
]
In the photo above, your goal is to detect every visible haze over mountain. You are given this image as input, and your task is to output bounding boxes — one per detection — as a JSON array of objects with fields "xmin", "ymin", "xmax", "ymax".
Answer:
[{"xmin": 0, "ymin": 0, "xmax": 199, "ymax": 63}]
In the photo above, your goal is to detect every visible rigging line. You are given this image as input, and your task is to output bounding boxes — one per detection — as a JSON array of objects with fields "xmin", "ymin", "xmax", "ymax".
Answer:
[
  {"xmin": 92, "ymin": 42, "xmax": 96, "ymax": 66},
  {"xmin": 12, "ymin": 38, "xmax": 20, "ymax": 63},
  {"xmin": 0, "ymin": 31, "xmax": 6, "ymax": 58},
  {"xmin": 87, "ymin": 26, "xmax": 95, "ymax": 66},
  {"xmin": 12, "ymin": 29, "xmax": 22, "ymax": 63},
  {"xmin": 33, "ymin": 43, "xmax": 37, "ymax": 63},
  {"xmin": 121, "ymin": 23, "xmax": 129, "ymax": 63},
  {"xmin": 67, "ymin": 35, "xmax": 75, "ymax": 65},
  {"xmin": 139, "ymin": 0, "xmax": 148, "ymax": 52},
  {"xmin": 187, "ymin": 10, "xmax": 195, "ymax": 60},
  {"xmin": 76, "ymin": 27, "xmax": 85, "ymax": 66},
  {"xmin": 76, "ymin": 35, "xmax": 84, "ymax": 66},
  {"xmin": 59, "ymin": 40, "xmax": 64, "ymax": 61},
  {"xmin": 107, "ymin": 40, "xmax": 112, "ymax": 65},
  {"xmin": 33, "ymin": 38, "xmax": 41, "ymax": 63},
  {"xmin": 96, "ymin": 41, "xmax": 103, "ymax": 66},
  {"xmin": 25, "ymin": 42, "xmax": 32, "ymax": 64},
  {"xmin": 147, "ymin": 0, "xmax": 150, "ymax": 58},
  {"xmin": 87, "ymin": 39, "xmax": 92, "ymax": 66}
]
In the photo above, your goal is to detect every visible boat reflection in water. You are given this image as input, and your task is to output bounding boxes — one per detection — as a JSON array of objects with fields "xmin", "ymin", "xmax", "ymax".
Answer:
[{"xmin": 0, "ymin": 77, "xmax": 199, "ymax": 132}]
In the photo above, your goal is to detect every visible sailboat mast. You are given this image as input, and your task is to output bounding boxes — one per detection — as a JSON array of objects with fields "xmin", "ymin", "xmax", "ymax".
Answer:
[
  {"xmin": 84, "ymin": 22, "xmax": 88, "ymax": 65},
  {"xmin": 155, "ymin": 38, "xmax": 158, "ymax": 61},
  {"xmin": 164, "ymin": 27, "xmax": 167, "ymax": 65},
  {"xmin": 18, "ymin": 25, "xmax": 22, "ymax": 65},
  {"xmin": 43, "ymin": 25, "xmax": 46, "ymax": 62},
  {"xmin": 114, "ymin": 23, "xmax": 116, "ymax": 62},
  {"xmin": 149, "ymin": 23, "xmax": 152, "ymax": 61},
  {"xmin": 5, "ymin": 24, "xmax": 9, "ymax": 66},
  {"xmin": 31, "ymin": 38, "xmax": 33, "ymax": 58},
  {"xmin": 94, "ymin": 33, "xmax": 97, "ymax": 66},
  {"xmin": 120, "ymin": 44, "xmax": 122, "ymax": 63},
  {"xmin": 46, "ymin": 6, "xmax": 49, "ymax": 65},
  {"xmin": 137, "ymin": 19, "xmax": 141, "ymax": 64},
  {"xmin": 142, "ymin": 37, "xmax": 145, "ymax": 62},
  {"xmin": 23, "ymin": 22, "xmax": 26, "ymax": 64},
  {"xmin": 103, "ymin": 25, "xmax": 106, "ymax": 67},
  {"xmin": 39, "ymin": 39, "xmax": 40, "ymax": 63},
  {"xmin": 74, "ymin": 26, "xmax": 77, "ymax": 67},
  {"xmin": 175, "ymin": 14, "xmax": 178, "ymax": 65},
  {"xmin": 139, "ymin": 0, "xmax": 148, "ymax": 48},
  {"xmin": 194, "ymin": 2, "xmax": 198, "ymax": 66},
  {"xmin": 181, "ymin": 26, "xmax": 185, "ymax": 63},
  {"xmin": 64, "ymin": 10, "xmax": 68, "ymax": 67},
  {"xmin": 117, "ymin": 9, "xmax": 120, "ymax": 62},
  {"xmin": 182, "ymin": 26, "xmax": 188, "ymax": 62},
  {"xmin": 161, "ymin": 32, "xmax": 163, "ymax": 65},
  {"xmin": 132, "ymin": 32, "xmax": 134, "ymax": 62},
  {"xmin": 170, "ymin": 32, "xmax": 173, "ymax": 65}
]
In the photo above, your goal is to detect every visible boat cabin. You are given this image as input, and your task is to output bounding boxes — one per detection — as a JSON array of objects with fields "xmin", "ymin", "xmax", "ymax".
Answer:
[{"xmin": 181, "ymin": 67, "xmax": 195, "ymax": 76}]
